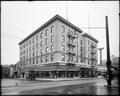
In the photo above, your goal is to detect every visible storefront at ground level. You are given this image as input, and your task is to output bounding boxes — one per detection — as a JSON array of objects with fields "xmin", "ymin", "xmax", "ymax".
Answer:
[{"xmin": 16, "ymin": 63, "xmax": 98, "ymax": 78}]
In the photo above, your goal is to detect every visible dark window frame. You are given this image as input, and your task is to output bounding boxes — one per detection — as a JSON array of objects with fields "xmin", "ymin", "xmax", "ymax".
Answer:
[
  {"xmin": 51, "ymin": 26, "xmax": 54, "ymax": 33},
  {"xmin": 45, "ymin": 55, "xmax": 48, "ymax": 62},
  {"xmin": 61, "ymin": 26, "xmax": 65, "ymax": 33}
]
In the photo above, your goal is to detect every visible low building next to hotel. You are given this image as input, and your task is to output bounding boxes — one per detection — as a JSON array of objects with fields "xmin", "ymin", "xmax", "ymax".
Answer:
[{"xmin": 17, "ymin": 15, "xmax": 99, "ymax": 78}]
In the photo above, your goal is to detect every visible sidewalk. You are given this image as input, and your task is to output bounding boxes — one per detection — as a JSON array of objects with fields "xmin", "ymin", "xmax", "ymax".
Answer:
[
  {"xmin": 1, "ymin": 77, "xmax": 97, "ymax": 88},
  {"xmin": 20, "ymin": 77, "xmax": 119, "ymax": 88},
  {"xmin": 18, "ymin": 77, "xmax": 98, "ymax": 81},
  {"xmin": 2, "ymin": 77, "xmax": 119, "ymax": 88}
]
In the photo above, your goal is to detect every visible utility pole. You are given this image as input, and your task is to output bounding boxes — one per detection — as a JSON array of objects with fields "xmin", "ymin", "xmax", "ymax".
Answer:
[
  {"xmin": 105, "ymin": 16, "xmax": 112, "ymax": 86},
  {"xmin": 98, "ymin": 47, "xmax": 104, "ymax": 65},
  {"xmin": 80, "ymin": 16, "xmax": 112, "ymax": 86}
]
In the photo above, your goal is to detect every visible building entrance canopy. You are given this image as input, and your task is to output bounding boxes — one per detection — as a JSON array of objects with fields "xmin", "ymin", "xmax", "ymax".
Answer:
[{"xmin": 79, "ymin": 63, "xmax": 91, "ymax": 68}]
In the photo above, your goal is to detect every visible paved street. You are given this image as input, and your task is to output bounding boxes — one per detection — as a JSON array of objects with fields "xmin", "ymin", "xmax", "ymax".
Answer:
[
  {"xmin": 1, "ymin": 78, "xmax": 52, "ymax": 87},
  {"xmin": 1, "ymin": 78, "xmax": 119, "ymax": 95}
]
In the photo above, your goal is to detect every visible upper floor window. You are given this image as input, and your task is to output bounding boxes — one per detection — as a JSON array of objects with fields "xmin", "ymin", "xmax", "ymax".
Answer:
[
  {"xmin": 21, "ymin": 45, "xmax": 23, "ymax": 49},
  {"xmin": 61, "ymin": 54, "xmax": 65, "ymax": 61},
  {"xmin": 74, "ymin": 30, "xmax": 76, "ymax": 35},
  {"xmin": 23, "ymin": 61, "xmax": 25, "ymax": 66},
  {"xmin": 61, "ymin": 26, "xmax": 65, "ymax": 33},
  {"xmin": 29, "ymin": 47, "xmax": 31, "ymax": 52},
  {"xmin": 27, "ymin": 48, "xmax": 28, "ymax": 53},
  {"xmin": 80, "ymin": 40, "xmax": 82, "ymax": 45},
  {"xmin": 51, "ymin": 26, "xmax": 54, "ymax": 33},
  {"xmin": 23, "ymin": 44, "xmax": 25, "ymax": 48},
  {"xmin": 40, "ymin": 41, "xmax": 44, "ymax": 47},
  {"xmin": 95, "ymin": 43, "xmax": 96, "ymax": 46},
  {"xmin": 45, "ymin": 29, "xmax": 48, "ymax": 36},
  {"xmin": 71, "ymin": 31, "xmax": 73, "ymax": 34},
  {"xmin": 88, "ymin": 47, "xmax": 89, "ymax": 51},
  {"xmin": 45, "ymin": 56, "xmax": 48, "ymax": 62},
  {"xmin": 33, "ymin": 52, "xmax": 35, "ymax": 57},
  {"xmin": 76, "ymin": 57, "xmax": 78, "ymax": 63},
  {"xmin": 45, "ymin": 47, "xmax": 49, "ymax": 53},
  {"xmin": 81, "ymin": 54, "xmax": 82, "ymax": 58},
  {"xmin": 68, "ymin": 46, "xmax": 73, "ymax": 51},
  {"xmin": 68, "ymin": 29, "xmax": 70, "ymax": 33},
  {"xmin": 76, "ymin": 41, "xmax": 78, "ymax": 47},
  {"xmin": 51, "ymin": 54, "xmax": 54, "ymax": 61},
  {"xmin": 51, "ymin": 35, "xmax": 54, "ymax": 43},
  {"xmin": 36, "ymin": 35, "xmax": 38, "ymax": 41},
  {"xmin": 29, "ymin": 40, "xmax": 31, "ymax": 45},
  {"xmin": 33, "ymin": 45, "xmax": 35, "ymax": 51},
  {"xmin": 36, "ymin": 57, "xmax": 39, "ymax": 64},
  {"xmin": 24, "ymin": 43, "xmax": 26, "ymax": 48},
  {"xmin": 27, "ymin": 42, "xmax": 28, "ymax": 46},
  {"xmin": 23, "ymin": 56, "xmax": 25, "ymax": 60},
  {"xmin": 33, "ymin": 37, "xmax": 35, "ymax": 44},
  {"xmin": 40, "ymin": 57, "xmax": 43, "ymax": 63},
  {"xmin": 36, "ymin": 43, "xmax": 39, "ymax": 49},
  {"xmin": 29, "ymin": 53, "xmax": 31, "ymax": 58},
  {"xmin": 61, "ymin": 45, "xmax": 65, "ymax": 51},
  {"xmin": 40, "ymin": 32, "xmax": 43, "ymax": 39},
  {"xmin": 81, "ymin": 59, "xmax": 82, "ymax": 62},
  {"xmin": 20, "ymin": 46, "xmax": 22, "ymax": 50},
  {"xmin": 61, "ymin": 35, "xmax": 65, "ymax": 42},
  {"xmin": 20, "ymin": 51, "xmax": 22, "ymax": 55},
  {"xmin": 20, "ymin": 57, "xmax": 22, "ymax": 61},
  {"xmin": 45, "ymin": 38, "xmax": 48, "ymax": 45},
  {"xmin": 24, "ymin": 49, "xmax": 26, "ymax": 54},
  {"xmin": 26, "ymin": 55, "xmax": 28, "ymax": 59},
  {"xmin": 88, "ymin": 40, "xmax": 89, "ymax": 45},
  {"xmin": 41, "ymin": 49, "xmax": 44, "ymax": 55},
  {"xmin": 36, "ymin": 51, "xmax": 38, "ymax": 56},
  {"xmin": 33, "ymin": 58, "xmax": 35, "ymax": 64},
  {"xmin": 88, "ymin": 54, "xmax": 89, "ymax": 58},
  {"xmin": 29, "ymin": 59, "xmax": 31, "ymax": 65},
  {"xmin": 51, "ymin": 45, "xmax": 55, "ymax": 52}
]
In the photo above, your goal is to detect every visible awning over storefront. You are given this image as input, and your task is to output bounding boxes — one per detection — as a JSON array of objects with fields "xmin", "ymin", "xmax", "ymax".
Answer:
[
  {"xmin": 79, "ymin": 64, "xmax": 91, "ymax": 68},
  {"xmin": 97, "ymin": 67, "xmax": 107, "ymax": 72},
  {"xmin": 35, "ymin": 69, "xmax": 55, "ymax": 71}
]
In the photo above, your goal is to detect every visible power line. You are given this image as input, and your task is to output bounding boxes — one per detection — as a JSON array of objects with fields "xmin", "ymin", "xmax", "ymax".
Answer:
[
  {"xmin": 3, "ymin": 24, "xmax": 30, "ymax": 35},
  {"xmin": 2, "ymin": 32, "xmax": 22, "ymax": 40},
  {"xmin": 80, "ymin": 27, "xmax": 106, "ymax": 29}
]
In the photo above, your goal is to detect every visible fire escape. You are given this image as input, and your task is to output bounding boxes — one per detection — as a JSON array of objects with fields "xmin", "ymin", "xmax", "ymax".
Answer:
[
  {"xmin": 90, "ymin": 43, "xmax": 96, "ymax": 67},
  {"xmin": 66, "ymin": 31, "xmax": 76, "ymax": 77}
]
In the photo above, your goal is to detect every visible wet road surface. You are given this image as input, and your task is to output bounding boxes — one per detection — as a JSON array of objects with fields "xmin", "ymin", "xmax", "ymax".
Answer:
[
  {"xmin": 1, "ymin": 78, "xmax": 52, "ymax": 87},
  {"xmin": 1, "ymin": 78, "xmax": 119, "ymax": 95},
  {"xmin": 19, "ymin": 82, "xmax": 119, "ymax": 95}
]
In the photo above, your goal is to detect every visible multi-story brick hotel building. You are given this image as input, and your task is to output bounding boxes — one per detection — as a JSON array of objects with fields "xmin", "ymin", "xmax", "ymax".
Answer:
[{"xmin": 18, "ymin": 15, "xmax": 98, "ymax": 78}]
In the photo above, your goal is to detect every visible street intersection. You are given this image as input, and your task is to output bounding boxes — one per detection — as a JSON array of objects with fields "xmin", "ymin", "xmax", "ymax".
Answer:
[{"xmin": 1, "ymin": 77, "xmax": 119, "ymax": 95}]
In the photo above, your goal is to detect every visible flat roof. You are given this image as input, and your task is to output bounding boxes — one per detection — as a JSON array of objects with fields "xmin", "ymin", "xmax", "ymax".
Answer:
[
  {"xmin": 82, "ymin": 33, "xmax": 99, "ymax": 43},
  {"xmin": 19, "ymin": 14, "xmax": 83, "ymax": 45}
]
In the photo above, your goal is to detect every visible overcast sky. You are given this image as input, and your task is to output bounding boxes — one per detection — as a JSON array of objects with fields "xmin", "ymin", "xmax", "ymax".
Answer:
[{"xmin": 1, "ymin": 1, "xmax": 119, "ymax": 65}]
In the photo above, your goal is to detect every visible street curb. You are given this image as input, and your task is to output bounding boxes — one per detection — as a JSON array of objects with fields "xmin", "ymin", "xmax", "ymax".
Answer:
[{"xmin": 2, "ymin": 78, "xmax": 99, "ymax": 88}]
